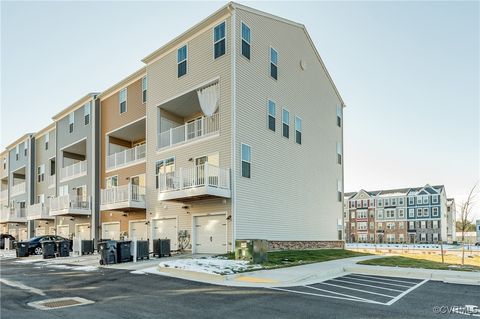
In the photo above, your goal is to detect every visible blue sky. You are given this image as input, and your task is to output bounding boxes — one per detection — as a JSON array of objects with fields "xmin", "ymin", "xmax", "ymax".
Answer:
[{"xmin": 1, "ymin": 1, "xmax": 479, "ymax": 218}]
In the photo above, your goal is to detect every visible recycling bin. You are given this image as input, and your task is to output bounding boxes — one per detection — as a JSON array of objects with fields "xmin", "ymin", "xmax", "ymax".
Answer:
[
  {"xmin": 42, "ymin": 241, "xmax": 56, "ymax": 259},
  {"xmin": 16, "ymin": 241, "xmax": 29, "ymax": 257},
  {"xmin": 98, "ymin": 240, "xmax": 117, "ymax": 265},
  {"xmin": 56, "ymin": 240, "xmax": 70, "ymax": 257},
  {"xmin": 135, "ymin": 240, "xmax": 149, "ymax": 260},
  {"xmin": 153, "ymin": 239, "xmax": 171, "ymax": 258},
  {"xmin": 81, "ymin": 240, "xmax": 94, "ymax": 255},
  {"xmin": 116, "ymin": 241, "xmax": 132, "ymax": 263}
]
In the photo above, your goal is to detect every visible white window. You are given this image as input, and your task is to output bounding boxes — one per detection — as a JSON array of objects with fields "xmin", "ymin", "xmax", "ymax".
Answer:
[
  {"xmin": 24, "ymin": 140, "xmax": 28, "ymax": 156},
  {"xmin": 399, "ymin": 234, "xmax": 405, "ymax": 242},
  {"xmin": 362, "ymin": 200, "xmax": 368, "ymax": 208},
  {"xmin": 295, "ymin": 117, "xmax": 302, "ymax": 145},
  {"xmin": 336, "ymin": 105, "xmax": 342, "ymax": 127},
  {"xmin": 378, "ymin": 199, "xmax": 383, "ymax": 207},
  {"xmin": 420, "ymin": 233, "xmax": 426, "ymax": 241},
  {"xmin": 213, "ymin": 21, "xmax": 226, "ymax": 59},
  {"xmin": 267, "ymin": 100, "xmax": 276, "ymax": 132},
  {"xmin": 377, "ymin": 209, "xmax": 384, "ymax": 219},
  {"xmin": 409, "ymin": 221, "xmax": 414, "ymax": 229},
  {"xmin": 59, "ymin": 184, "xmax": 69, "ymax": 196},
  {"xmin": 177, "ymin": 45, "xmax": 187, "ymax": 77},
  {"xmin": 421, "ymin": 221, "xmax": 426, "ymax": 229},
  {"xmin": 386, "ymin": 209, "xmax": 395, "ymax": 218},
  {"xmin": 2, "ymin": 157, "xmax": 5, "ymax": 169},
  {"xmin": 282, "ymin": 109, "xmax": 290, "ymax": 138},
  {"xmin": 408, "ymin": 197, "xmax": 415, "ymax": 205},
  {"xmin": 358, "ymin": 233, "xmax": 367, "ymax": 242},
  {"xmin": 408, "ymin": 208, "xmax": 415, "ymax": 218},
  {"xmin": 398, "ymin": 198, "xmax": 404, "ymax": 205},
  {"xmin": 399, "ymin": 222, "xmax": 404, "ymax": 229},
  {"xmin": 106, "ymin": 176, "xmax": 118, "ymax": 189},
  {"xmin": 423, "ymin": 208, "xmax": 429, "ymax": 217},
  {"xmin": 241, "ymin": 143, "xmax": 251, "ymax": 178},
  {"xmin": 432, "ymin": 195, "xmax": 438, "ymax": 204},
  {"xmin": 357, "ymin": 210, "xmax": 367, "ymax": 219},
  {"xmin": 119, "ymin": 88, "xmax": 127, "ymax": 114},
  {"xmin": 398, "ymin": 209, "xmax": 405, "ymax": 218},
  {"xmin": 45, "ymin": 133, "xmax": 49, "ymax": 150},
  {"xmin": 433, "ymin": 220, "xmax": 438, "ymax": 229},
  {"xmin": 241, "ymin": 22, "xmax": 251, "ymax": 59},
  {"xmin": 357, "ymin": 222, "xmax": 367, "ymax": 231},
  {"xmin": 15, "ymin": 145, "xmax": 19, "ymax": 160},
  {"xmin": 37, "ymin": 165, "xmax": 45, "ymax": 183},
  {"xmin": 432, "ymin": 207, "xmax": 439, "ymax": 217},
  {"xmin": 142, "ymin": 76, "xmax": 147, "ymax": 103},
  {"xmin": 416, "ymin": 208, "xmax": 423, "ymax": 217},
  {"xmin": 387, "ymin": 234, "xmax": 395, "ymax": 243},
  {"xmin": 369, "ymin": 222, "xmax": 374, "ymax": 230},
  {"xmin": 155, "ymin": 157, "xmax": 175, "ymax": 189},
  {"xmin": 337, "ymin": 180, "xmax": 342, "ymax": 202},
  {"xmin": 351, "ymin": 211, "xmax": 355, "ymax": 219},
  {"xmin": 69, "ymin": 112, "xmax": 74, "ymax": 133},
  {"xmin": 387, "ymin": 222, "xmax": 395, "ymax": 230},
  {"xmin": 416, "ymin": 196, "xmax": 422, "ymax": 205},
  {"xmin": 270, "ymin": 47, "xmax": 278, "ymax": 80},
  {"xmin": 336, "ymin": 142, "xmax": 342, "ymax": 164},
  {"xmin": 423, "ymin": 195, "xmax": 429, "ymax": 204},
  {"xmin": 377, "ymin": 222, "xmax": 383, "ymax": 230},
  {"xmin": 37, "ymin": 194, "xmax": 45, "ymax": 204},
  {"xmin": 433, "ymin": 233, "xmax": 438, "ymax": 242},
  {"xmin": 384, "ymin": 198, "xmax": 390, "ymax": 206},
  {"xmin": 391, "ymin": 198, "xmax": 397, "ymax": 206},
  {"xmin": 83, "ymin": 102, "xmax": 91, "ymax": 125}
]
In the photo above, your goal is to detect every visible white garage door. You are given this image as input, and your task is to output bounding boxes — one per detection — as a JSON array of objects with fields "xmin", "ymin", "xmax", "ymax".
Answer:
[
  {"xmin": 102, "ymin": 222, "xmax": 120, "ymax": 240},
  {"xmin": 152, "ymin": 218, "xmax": 177, "ymax": 250},
  {"xmin": 57, "ymin": 225, "xmax": 70, "ymax": 239},
  {"xmin": 130, "ymin": 220, "xmax": 148, "ymax": 240},
  {"xmin": 35, "ymin": 227, "xmax": 46, "ymax": 237},
  {"xmin": 194, "ymin": 215, "xmax": 226, "ymax": 254},
  {"xmin": 18, "ymin": 228, "xmax": 28, "ymax": 241},
  {"xmin": 76, "ymin": 224, "xmax": 91, "ymax": 240},
  {"xmin": 48, "ymin": 227, "xmax": 56, "ymax": 235},
  {"xmin": 9, "ymin": 229, "xmax": 18, "ymax": 240}
]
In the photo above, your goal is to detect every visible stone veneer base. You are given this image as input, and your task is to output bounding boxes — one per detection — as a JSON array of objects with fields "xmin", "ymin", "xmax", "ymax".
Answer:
[{"xmin": 268, "ymin": 240, "xmax": 345, "ymax": 251}]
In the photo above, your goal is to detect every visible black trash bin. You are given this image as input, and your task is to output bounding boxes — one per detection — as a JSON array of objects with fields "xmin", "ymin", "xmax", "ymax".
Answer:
[
  {"xmin": 56, "ymin": 240, "xmax": 70, "ymax": 257},
  {"xmin": 16, "ymin": 241, "xmax": 29, "ymax": 257},
  {"xmin": 116, "ymin": 241, "xmax": 132, "ymax": 263},
  {"xmin": 153, "ymin": 239, "xmax": 171, "ymax": 257},
  {"xmin": 81, "ymin": 240, "xmax": 94, "ymax": 255},
  {"xmin": 42, "ymin": 241, "xmax": 56, "ymax": 259},
  {"xmin": 135, "ymin": 240, "xmax": 149, "ymax": 260},
  {"xmin": 98, "ymin": 241, "xmax": 117, "ymax": 265}
]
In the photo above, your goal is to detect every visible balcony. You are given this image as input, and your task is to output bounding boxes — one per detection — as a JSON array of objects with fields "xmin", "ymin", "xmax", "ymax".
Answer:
[
  {"xmin": 47, "ymin": 174, "xmax": 56, "ymax": 189},
  {"xmin": 49, "ymin": 194, "xmax": 91, "ymax": 216},
  {"xmin": 11, "ymin": 182, "xmax": 26, "ymax": 197},
  {"xmin": 60, "ymin": 161, "xmax": 87, "ymax": 182},
  {"xmin": 157, "ymin": 163, "xmax": 230, "ymax": 201},
  {"xmin": 106, "ymin": 144, "xmax": 146, "ymax": 172},
  {"xmin": 101, "ymin": 184, "xmax": 146, "ymax": 211},
  {"xmin": 0, "ymin": 189, "xmax": 7, "ymax": 202},
  {"xmin": 27, "ymin": 202, "xmax": 54, "ymax": 220},
  {"xmin": 0, "ymin": 207, "xmax": 27, "ymax": 223},
  {"xmin": 158, "ymin": 113, "xmax": 219, "ymax": 150}
]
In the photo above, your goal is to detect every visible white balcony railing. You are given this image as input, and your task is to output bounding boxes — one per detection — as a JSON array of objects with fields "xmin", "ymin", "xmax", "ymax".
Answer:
[
  {"xmin": 47, "ymin": 174, "xmax": 56, "ymax": 189},
  {"xmin": 106, "ymin": 144, "xmax": 146, "ymax": 171},
  {"xmin": 0, "ymin": 207, "xmax": 27, "ymax": 222},
  {"xmin": 0, "ymin": 189, "xmax": 7, "ymax": 201},
  {"xmin": 11, "ymin": 182, "xmax": 26, "ymax": 197},
  {"xmin": 157, "ymin": 163, "xmax": 230, "ymax": 193},
  {"xmin": 101, "ymin": 184, "xmax": 146, "ymax": 206},
  {"xmin": 49, "ymin": 194, "xmax": 91, "ymax": 215},
  {"xmin": 27, "ymin": 202, "xmax": 52, "ymax": 220},
  {"xmin": 158, "ymin": 113, "xmax": 220, "ymax": 150},
  {"xmin": 60, "ymin": 160, "xmax": 87, "ymax": 181}
]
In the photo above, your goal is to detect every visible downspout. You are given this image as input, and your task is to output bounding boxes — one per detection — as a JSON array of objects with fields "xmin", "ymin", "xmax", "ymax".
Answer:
[{"xmin": 230, "ymin": 5, "xmax": 237, "ymax": 252}]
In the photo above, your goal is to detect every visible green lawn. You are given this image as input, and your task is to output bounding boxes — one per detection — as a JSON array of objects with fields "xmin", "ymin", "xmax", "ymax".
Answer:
[
  {"xmin": 358, "ymin": 256, "xmax": 480, "ymax": 272},
  {"xmin": 223, "ymin": 249, "xmax": 370, "ymax": 269}
]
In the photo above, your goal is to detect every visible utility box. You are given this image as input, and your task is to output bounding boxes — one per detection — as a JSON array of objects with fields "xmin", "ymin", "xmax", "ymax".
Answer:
[
  {"xmin": 235, "ymin": 239, "xmax": 268, "ymax": 263},
  {"xmin": 135, "ymin": 240, "xmax": 149, "ymax": 260},
  {"xmin": 42, "ymin": 241, "xmax": 56, "ymax": 259},
  {"xmin": 116, "ymin": 241, "xmax": 132, "ymax": 263},
  {"xmin": 153, "ymin": 239, "xmax": 171, "ymax": 257},
  {"xmin": 16, "ymin": 241, "xmax": 29, "ymax": 257},
  {"xmin": 98, "ymin": 241, "xmax": 117, "ymax": 265},
  {"xmin": 81, "ymin": 240, "xmax": 94, "ymax": 255},
  {"xmin": 56, "ymin": 241, "xmax": 70, "ymax": 257}
]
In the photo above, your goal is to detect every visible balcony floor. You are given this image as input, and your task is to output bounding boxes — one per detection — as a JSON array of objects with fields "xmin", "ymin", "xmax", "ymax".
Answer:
[
  {"xmin": 100, "ymin": 200, "xmax": 146, "ymax": 211},
  {"xmin": 49, "ymin": 208, "xmax": 91, "ymax": 217},
  {"xmin": 158, "ymin": 186, "xmax": 231, "ymax": 202}
]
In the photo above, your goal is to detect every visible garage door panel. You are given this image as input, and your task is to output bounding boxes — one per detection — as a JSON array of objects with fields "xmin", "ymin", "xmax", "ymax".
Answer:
[
  {"xmin": 152, "ymin": 219, "xmax": 177, "ymax": 250},
  {"xmin": 195, "ymin": 215, "xmax": 226, "ymax": 254},
  {"xmin": 57, "ymin": 225, "xmax": 69, "ymax": 238},
  {"xmin": 130, "ymin": 221, "xmax": 148, "ymax": 240},
  {"xmin": 76, "ymin": 224, "xmax": 91, "ymax": 240},
  {"xmin": 103, "ymin": 223, "xmax": 120, "ymax": 240}
]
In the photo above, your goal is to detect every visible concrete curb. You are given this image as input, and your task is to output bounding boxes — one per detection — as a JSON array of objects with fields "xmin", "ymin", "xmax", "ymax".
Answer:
[
  {"xmin": 158, "ymin": 266, "xmax": 227, "ymax": 283},
  {"xmin": 344, "ymin": 265, "xmax": 480, "ymax": 286}
]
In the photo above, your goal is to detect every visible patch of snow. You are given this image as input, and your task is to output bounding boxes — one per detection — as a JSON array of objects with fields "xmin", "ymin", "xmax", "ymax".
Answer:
[
  {"xmin": 46, "ymin": 264, "xmax": 98, "ymax": 272},
  {"xmin": 14, "ymin": 258, "xmax": 43, "ymax": 263},
  {"xmin": 130, "ymin": 270, "xmax": 146, "ymax": 275},
  {"xmin": 159, "ymin": 257, "xmax": 262, "ymax": 275}
]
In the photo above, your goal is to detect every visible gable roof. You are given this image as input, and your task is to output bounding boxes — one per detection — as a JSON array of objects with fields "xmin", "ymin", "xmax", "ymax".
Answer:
[
  {"xmin": 97, "ymin": 67, "xmax": 146, "ymax": 101},
  {"xmin": 52, "ymin": 93, "xmax": 99, "ymax": 121},
  {"xmin": 5, "ymin": 133, "xmax": 34, "ymax": 151}
]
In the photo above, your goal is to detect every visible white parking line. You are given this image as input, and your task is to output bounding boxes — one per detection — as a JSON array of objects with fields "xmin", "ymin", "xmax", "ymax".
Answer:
[
  {"xmin": 347, "ymin": 274, "xmax": 421, "ymax": 285},
  {"xmin": 268, "ymin": 287, "xmax": 384, "ymax": 305},
  {"xmin": 330, "ymin": 278, "xmax": 404, "ymax": 292},
  {"xmin": 0, "ymin": 278, "xmax": 45, "ymax": 296},
  {"xmin": 341, "ymin": 276, "xmax": 413, "ymax": 288},
  {"xmin": 318, "ymin": 282, "xmax": 397, "ymax": 298},
  {"xmin": 385, "ymin": 279, "xmax": 429, "ymax": 305},
  {"xmin": 303, "ymin": 285, "xmax": 382, "ymax": 303}
]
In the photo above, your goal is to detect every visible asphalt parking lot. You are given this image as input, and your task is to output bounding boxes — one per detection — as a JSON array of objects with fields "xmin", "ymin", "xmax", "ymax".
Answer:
[{"xmin": 1, "ymin": 258, "xmax": 479, "ymax": 319}]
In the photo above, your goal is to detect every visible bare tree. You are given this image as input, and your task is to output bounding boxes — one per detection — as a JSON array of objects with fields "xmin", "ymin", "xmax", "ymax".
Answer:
[{"xmin": 458, "ymin": 183, "xmax": 478, "ymax": 265}]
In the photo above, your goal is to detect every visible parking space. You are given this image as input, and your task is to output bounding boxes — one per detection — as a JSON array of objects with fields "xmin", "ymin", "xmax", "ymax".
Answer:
[{"xmin": 269, "ymin": 273, "xmax": 428, "ymax": 305}]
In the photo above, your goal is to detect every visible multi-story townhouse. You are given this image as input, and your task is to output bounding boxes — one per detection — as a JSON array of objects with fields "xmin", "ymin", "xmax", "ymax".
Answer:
[
  {"xmin": 446, "ymin": 198, "xmax": 456, "ymax": 243},
  {"xmin": 28, "ymin": 123, "xmax": 57, "ymax": 236},
  {"xmin": 0, "ymin": 134, "xmax": 35, "ymax": 240},
  {"xmin": 144, "ymin": 2, "xmax": 344, "ymax": 253},
  {"xmin": 0, "ymin": 150, "xmax": 10, "ymax": 234},
  {"xmin": 344, "ymin": 190, "xmax": 377, "ymax": 243},
  {"xmin": 345, "ymin": 184, "xmax": 451, "ymax": 244},
  {"xmin": 49, "ymin": 94, "xmax": 100, "ymax": 240},
  {"xmin": 98, "ymin": 68, "xmax": 147, "ymax": 240}
]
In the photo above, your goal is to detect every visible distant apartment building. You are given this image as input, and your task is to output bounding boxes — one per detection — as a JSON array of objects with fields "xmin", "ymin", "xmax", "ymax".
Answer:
[
  {"xmin": 0, "ymin": 3, "xmax": 344, "ymax": 252},
  {"xmin": 345, "ymin": 185, "xmax": 453, "ymax": 244}
]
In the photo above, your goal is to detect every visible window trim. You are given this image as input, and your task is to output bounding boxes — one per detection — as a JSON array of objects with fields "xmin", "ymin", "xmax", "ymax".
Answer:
[
  {"xmin": 119, "ymin": 88, "xmax": 128, "ymax": 114},
  {"xmin": 177, "ymin": 44, "xmax": 188, "ymax": 78},
  {"xmin": 267, "ymin": 99, "xmax": 276, "ymax": 132},
  {"xmin": 295, "ymin": 116, "xmax": 302, "ymax": 145},
  {"xmin": 105, "ymin": 175, "xmax": 118, "ymax": 189},
  {"xmin": 270, "ymin": 46, "xmax": 278, "ymax": 80},
  {"xmin": 282, "ymin": 108, "xmax": 290, "ymax": 139},
  {"xmin": 213, "ymin": 21, "xmax": 226, "ymax": 59},
  {"xmin": 84, "ymin": 102, "xmax": 91, "ymax": 125},
  {"xmin": 45, "ymin": 133, "xmax": 49, "ymax": 150},
  {"xmin": 155, "ymin": 156, "xmax": 176, "ymax": 189},
  {"xmin": 241, "ymin": 21, "xmax": 251, "ymax": 60},
  {"xmin": 68, "ymin": 112, "xmax": 75, "ymax": 133},
  {"xmin": 241, "ymin": 143, "xmax": 251, "ymax": 179}
]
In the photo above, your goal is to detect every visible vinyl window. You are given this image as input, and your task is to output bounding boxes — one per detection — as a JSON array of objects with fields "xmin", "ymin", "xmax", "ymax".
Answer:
[
  {"xmin": 378, "ymin": 199, "xmax": 383, "ymax": 207},
  {"xmin": 267, "ymin": 100, "xmax": 276, "ymax": 131},
  {"xmin": 377, "ymin": 209, "xmax": 383, "ymax": 218},
  {"xmin": 357, "ymin": 210, "xmax": 367, "ymax": 219},
  {"xmin": 408, "ymin": 197, "xmax": 415, "ymax": 205},
  {"xmin": 177, "ymin": 45, "xmax": 187, "ymax": 77},
  {"xmin": 398, "ymin": 209, "xmax": 405, "ymax": 218},
  {"xmin": 336, "ymin": 142, "xmax": 342, "ymax": 164},
  {"xmin": 295, "ymin": 117, "xmax": 302, "ymax": 145},
  {"xmin": 24, "ymin": 141, "xmax": 28, "ymax": 156},
  {"xmin": 282, "ymin": 109, "xmax": 289, "ymax": 138},
  {"xmin": 432, "ymin": 207, "xmax": 439, "ymax": 217},
  {"xmin": 84, "ymin": 102, "xmax": 91, "ymax": 125},
  {"xmin": 432, "ymin": 195, "xmax": 438, "ymax": 204},
  {"xmin": 241, "ymin": 144, "xmax": 251, "ymax": 178},
  {"xmin": 155, "ymin": 157, "xmax": 175, "ymax": 189},
  {"xmin": 213, "ymin": 22, "xmax": 226, "ymax": 59},
  {"xmin": 408, "ymin": 208, "xmax": 415, "ymax": 218},
  {"xmin": 433, "ymin": 220, "xmax": 438, "ymax": 229},
  {"xmin": 106, "ymin": 176, "xmax": 118, "ymax": 189},
  {"xmin": 119, "ymin": 88, "xmax": 127, "ymax": 114},
  {"xmin": 37, "ymin": 165, "xmax": 45, "ymax": 183},
  {"xmin": 337, "ymin": 179, "xmax": 342, "ymax": 202},
  {"xmin": 270, "ymin": 47, "xmax": 278, "ymax": 80},
  {"xmin": 241, "ymin": 22, "xmax": 251, "ymax": 59},
  {"xmin": 15, "ymin": 145, "xmax": 19, "ymax": 160},
  {"xmin": 45, "ymin": 133, "xmax": 49, "ymax": 150},
  {"xmin": 336, "ymin": 105, "xmax": 342, "ymax": 127},
  {"xmin": 142, "ymin": 76, "xmax": 147, "ymax": 103},
  {"xmin": 69, "ymin": 112, "xmax": 74, "ymax": 133}
]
